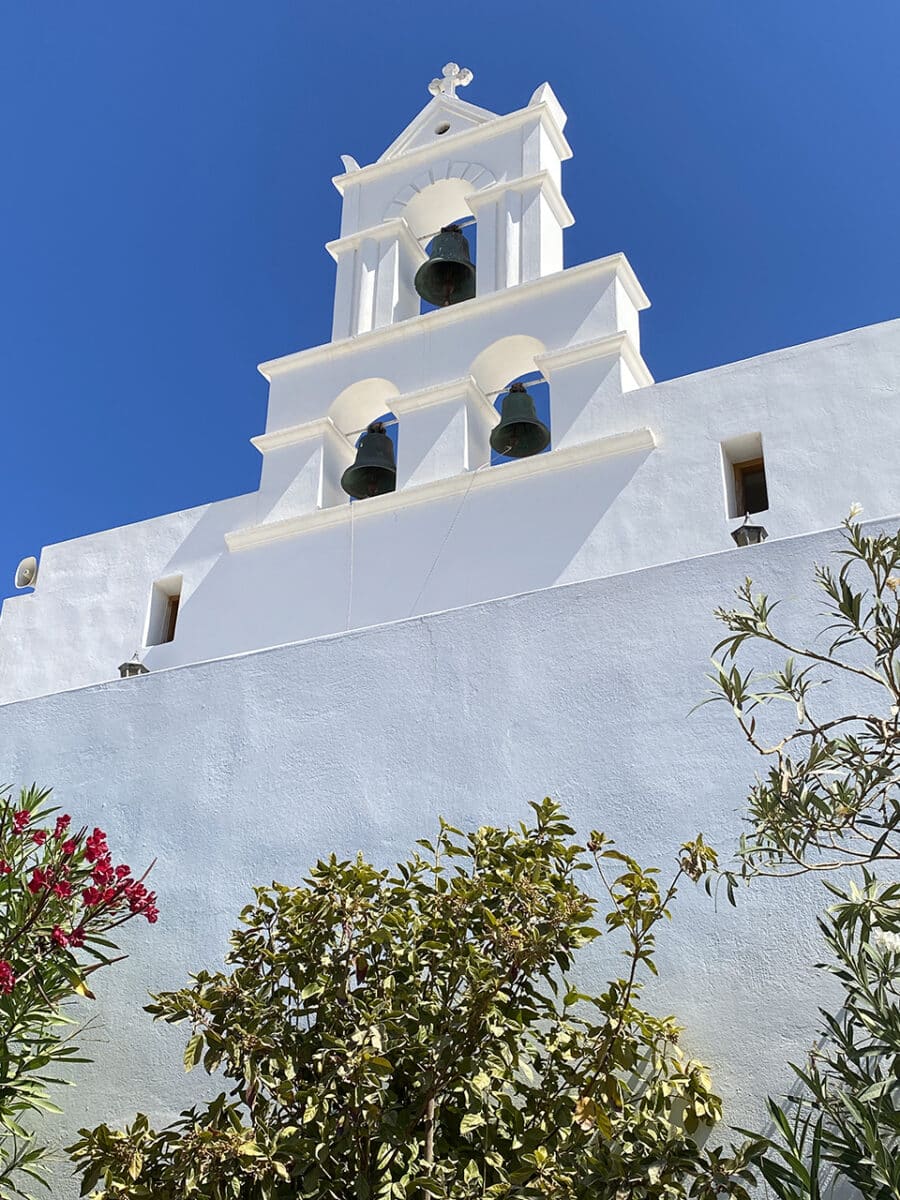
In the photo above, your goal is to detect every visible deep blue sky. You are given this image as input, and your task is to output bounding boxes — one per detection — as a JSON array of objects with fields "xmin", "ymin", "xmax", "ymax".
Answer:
[{"xmin": 1, "ymin": 1, "xmax": 898, "ymax": 601}]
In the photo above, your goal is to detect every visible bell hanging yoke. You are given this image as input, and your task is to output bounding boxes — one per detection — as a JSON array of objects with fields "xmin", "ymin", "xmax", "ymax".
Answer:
[
  {"xmin": 490, "ymin": 383, "xmax": 551, "ymax": 459},
  {"xmin": 340, "ymin": 422, "xmax": 397, "ymax": 500},
  {"xmin": 414, "ymin": 224, "xmax": 476, "ymax": 307}
]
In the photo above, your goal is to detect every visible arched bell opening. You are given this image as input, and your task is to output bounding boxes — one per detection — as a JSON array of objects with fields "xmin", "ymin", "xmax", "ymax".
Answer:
[
  {"xmin": 326, "ymin": 378, "xmax": 401, "ymax": 507},
  {"xmin": 399, "ymin": 179, "xmax": 478, "ymax": 315},
  {"xmin": 489, "ymin": 372, "xmax": 551, "ymax": 464},
  {"xmin": 468, "ymin": 336, "xmax": 550, "ymax": 465},
  {"xmin": 402, "ymin": 177, "xmax": 473, "ymax": 240},
  {"xmin": 341, "ymin": 410, "xmax": 399, "ymax": 502}
]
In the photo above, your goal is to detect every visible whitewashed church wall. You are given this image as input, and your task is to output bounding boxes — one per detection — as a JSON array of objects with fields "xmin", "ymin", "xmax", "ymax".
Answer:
[
  {"xmin": 0, "ymin": 520, "xmax": 889, "ymax": 1199},
  {"xmin": 0, "ymin": 317, "xmax": 896, "ymax": 704},
  {"xmin": 0, "ymin": 494, "xmax": 257, "ymax": 703}
]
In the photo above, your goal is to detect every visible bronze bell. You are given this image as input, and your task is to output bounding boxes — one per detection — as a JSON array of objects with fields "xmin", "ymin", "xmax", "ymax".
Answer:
[
  {"xmin": 340, "ymin": 422, "xmax": 397, "ymax": 500},
  {"xmin": 414, "ymin": 224, "xmax": 476, "ymax": 307},
  {"xmin": 490, "ymin": 383, "xmax": 551, "ymax": 459}
]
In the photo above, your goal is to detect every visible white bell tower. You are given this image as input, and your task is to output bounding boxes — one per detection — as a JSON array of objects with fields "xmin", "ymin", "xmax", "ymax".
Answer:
[
  {"xmin": 328, "ymin": 63, "xmax": 574, "ymax": 339},
  {"xmin": 0, "ymin": 64, "xmax": 662, "ymax": 703},
  {"xmin": 234, "ymin": 63, "xmax": 653, "ymax": 558}
]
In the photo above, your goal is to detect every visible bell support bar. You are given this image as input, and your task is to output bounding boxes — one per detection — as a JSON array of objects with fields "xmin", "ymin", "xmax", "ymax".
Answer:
[
  {"xmin": 342, "ymin": 374, "xmax": 550, "ymax": 441},
  {"xmin": 416, "ymin": 216, "xmax": 478, "ymax": 243}
]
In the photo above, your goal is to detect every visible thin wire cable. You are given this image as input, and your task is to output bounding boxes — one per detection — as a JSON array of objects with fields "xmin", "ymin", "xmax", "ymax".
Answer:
[
  {"xmin": 407, "ymin": 462, "xmax": 488, "ymax": 618},
  {"xmin": 417, "ymin": 216, "xmax": 478, "ymax": 242},
  {"xmin": 345, "ymin": 498, "xmax": 355, "ymax": 631},
  {"xmin": 344, "ymin": 377, "xmax": 547, "ymax": 440}
]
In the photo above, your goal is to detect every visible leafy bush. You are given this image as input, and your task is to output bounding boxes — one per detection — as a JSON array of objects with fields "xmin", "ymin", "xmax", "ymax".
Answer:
[
  {"xmin": 709, "ymin": 512, "xmax": 900, "ymax": 882},
  {"xmin": 710, "ymin": 514, "xmax": 900, "ymax": 1195},
  {"xmin": 70, "ymin": 801, "xmax": 757, "ymax": 1200},
  {"xmin": 739, "ymin": 876, "xmax": 900, "ymax": 1200}
]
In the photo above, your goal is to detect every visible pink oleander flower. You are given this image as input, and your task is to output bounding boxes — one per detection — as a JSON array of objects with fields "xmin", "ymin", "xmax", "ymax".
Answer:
[
  {"xmin": 84, "ymin": 829, "xmax": 108, "ymax": 863},
  {"xmin": 28, "ymin": 868, "xmax": 47, "ymax": 894}
]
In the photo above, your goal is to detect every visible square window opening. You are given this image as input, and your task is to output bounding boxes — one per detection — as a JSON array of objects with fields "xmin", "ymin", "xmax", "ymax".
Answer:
[
  {"xmin": 144, "ymin": 575, "xmax": 182, "ymax": 646},
  {"xmin": 721, "ymin": 433, "xmax": 769, "ymax": 519},
  {"xmin": 734, "ymin": 458, "xmax": 769, "ymax": 515}
]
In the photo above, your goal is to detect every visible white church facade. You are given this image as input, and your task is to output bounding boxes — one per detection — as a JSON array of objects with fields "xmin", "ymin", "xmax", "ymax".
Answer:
[
  {"xmin": 0, "ymin": 67, "xmax": 896, "ymax": 703},
  {"xmin": 0, "ymin": 66, "xmax": 897, "ymax": 1196}
]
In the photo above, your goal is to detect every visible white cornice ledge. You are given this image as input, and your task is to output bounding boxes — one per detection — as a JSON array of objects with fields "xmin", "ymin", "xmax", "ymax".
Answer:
[
  {"xmin": 249, "ymin": 381, "xmax": 496, "ymax": 457},
  {"xmin": 225, "ymin": 427, "xmax": 655, "ymax": 552},
  {"xmin": 251, "ymin": 417, "xmax": 354, "ymax": 456},
  {"xmin": 331, "ymin": 102, "xmax": 573, "ymax": 194},
  {"xmin": 258, "ymin": 255, "xmax": 651, "ymax": 381},
  {"xmin": 390, "ymin": 375, "xmax": 498, "ymax": 426},
  {"xmin": 466, "ymin": 171, "xmax": 575, "ymax": 229},
  {"xmin": 325, "ymin": 218, "xmax": 426, "ymax": 264},
  {"xmin": 536, "ymin": 333, "xmax": 655, "ymax": 388}
]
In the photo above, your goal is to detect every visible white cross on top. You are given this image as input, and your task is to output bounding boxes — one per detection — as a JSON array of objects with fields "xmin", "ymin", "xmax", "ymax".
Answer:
[{"xmin": 428, "ymin": 63, "xmax": 473, "ymax": 99}]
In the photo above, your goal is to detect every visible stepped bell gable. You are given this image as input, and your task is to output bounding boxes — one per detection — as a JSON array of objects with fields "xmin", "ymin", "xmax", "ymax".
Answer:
[{"xmin": 0, "ymin": 64, "xmax": 897, "ymax": 706}]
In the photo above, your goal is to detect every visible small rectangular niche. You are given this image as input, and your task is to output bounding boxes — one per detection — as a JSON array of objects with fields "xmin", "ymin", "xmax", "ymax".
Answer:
[
  {"xmin": 144, "ymin": 575, "xmax": 182, "ymax": 646},
  {"xmin": 721, "ymin": 433, "xmax": 769, "ymax": 519}
]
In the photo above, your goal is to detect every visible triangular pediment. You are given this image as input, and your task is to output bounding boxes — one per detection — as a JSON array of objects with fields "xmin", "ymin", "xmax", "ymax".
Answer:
[{"xmin": 378, "ymin": 95, "xmax": 499, "ymax": 162}]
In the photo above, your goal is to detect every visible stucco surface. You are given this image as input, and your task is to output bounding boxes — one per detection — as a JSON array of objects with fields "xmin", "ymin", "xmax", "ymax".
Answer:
[
  {"xmin": 2, "ymin": 66, "xmax": 896, "ymax": 704},
  {"xmin": 1, "ymin": 519, "xmax": 894, "ymax": 1196},
  {"xmin": 2, "ymin": 316, "xmax": 897, "ymax": 705}
]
